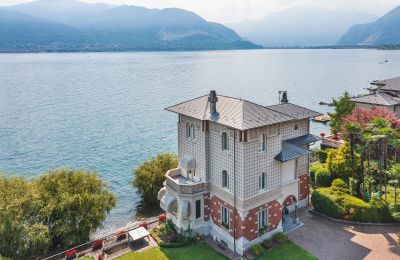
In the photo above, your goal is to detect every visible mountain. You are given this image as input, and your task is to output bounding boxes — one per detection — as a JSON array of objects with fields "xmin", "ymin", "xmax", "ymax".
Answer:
[
  {"xmin": 1, "ymin": 0, "xmax": 261, "ymax": 52},
  {"xmin": 337, "ymin": 5, "xmax": 400, "ymax": 46},
  {"xmin": 0, "ymin": 9, "xmax": 87, "ymax": 52},
  {"xmin": 229, "ymin": 6, "xmax": 377, "ymax": 47}
]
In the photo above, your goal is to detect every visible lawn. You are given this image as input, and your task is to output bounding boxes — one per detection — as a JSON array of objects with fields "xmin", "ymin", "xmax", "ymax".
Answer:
[
  {"xmin": 256, "ymin": 240, "xmax": 317, "ymax": 260},
  {"xmin": 116, "ymin": 240, "xmax": 316, "ymax": 260},
  {"xmin": 115, "ymin": 242, "xmax": 227, "ymax": 260}
]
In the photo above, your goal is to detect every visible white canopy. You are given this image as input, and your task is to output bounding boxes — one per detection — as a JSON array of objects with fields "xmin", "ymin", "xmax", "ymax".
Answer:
[{"xmin": 128, "ymin": 227, "xmax": 150, "ymax": 242}]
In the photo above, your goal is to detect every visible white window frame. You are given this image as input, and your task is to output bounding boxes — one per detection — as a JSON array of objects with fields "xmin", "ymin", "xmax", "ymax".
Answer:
[
  {"xmin": 222, "ymin": 170, "xmax": 228, "ymax": 188},
  {"xmin": 222, "ymin": 132, "xmax": 229, "ymax": 150},
  {"xmin": 258, "ymin": 209, "xmax": 268, "ymax": 230},
  {"xmin": 191, "ymin": 123, "xmax": 196, "ymax": 139},
  {"xmin": 186, "ymin": 122, "xmax": 191, "ymax": 138},
  {"xmin": 259, "ymin": 172, "xmax": 267, "ymax": 191},
  {"xmin": 221, "ymin": 206, "xmax": 230, "ymax": 229},
  {"xmin": 260, "ymin": 133, "xmax": 267, "ymax": 152}
]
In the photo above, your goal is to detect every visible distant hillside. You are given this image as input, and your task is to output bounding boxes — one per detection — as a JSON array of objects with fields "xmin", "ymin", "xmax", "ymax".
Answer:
[
  {"xmin": 0, "ymin": 0, "xmax": 261, "ymax": 52},
  {"xmin": 337, "ymin": 5, "xmax": 400, "ymax": 46},
  {"xmin": 229, "ymin": 6, "xmax": 377, "ymax": 47}
]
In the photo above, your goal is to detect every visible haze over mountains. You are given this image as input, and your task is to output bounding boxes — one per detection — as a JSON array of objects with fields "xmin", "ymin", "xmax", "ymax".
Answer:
[
  {"xmin": 229, "ymin": 6, "xmax": 378, "ymax": 47},
  {"xmin": 338, "ymin": 5, "xmax": 400, "ymax": 46},
  {"xmin": 0, "ymin": 0, "xmax": 261, "ymax": 52}
]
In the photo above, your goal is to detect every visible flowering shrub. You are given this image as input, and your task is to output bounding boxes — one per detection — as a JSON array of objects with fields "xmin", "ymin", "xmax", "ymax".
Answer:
[
  {"xmin": 343, "ymin": 107, "xmax": 400, "ymax": 130},
  {"xmin": 139, "ymin": 221, "xmax": 148, "ymax": 230},
  {"xmin": 65, "ymin": 249, "xmax": 77, "ymax": 259},
  {"xmin": 158, "ymin": 214, "xmax": 167, "ymax": 223},
  {"xmin": 91, "ymin": 239, "xmax": 103, "ymax": 250},
  {"xmin": 116, "ymin": 231, "xmax": 126, "ymax": 240},
  {"xmin": 320, "ymin": 132, "xmax": 325, "ymax": 137}
]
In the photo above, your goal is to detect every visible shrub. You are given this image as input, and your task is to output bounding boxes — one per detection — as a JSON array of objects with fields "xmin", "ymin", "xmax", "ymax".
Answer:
[
  {"xmin": 311, "ymin": 188, "xmax": 345, "ymax": 219},
  {"xmin": 271, "ymin": 232, "xmax": 287, "ymax": 244},
  {"xmin": 315, "ymin": 167, "xmax": 332, "ymax": 187},
  {"xmin": 369, "ymin": 197, "xmax": 394, "ymax": 223},
  {"xmin": 340, "ymin": 194, "xmax": 380, "ymax": 222},
  {"xmin": 331, "ymin": 178, "xmax": 348, "ymax": 192},
  {"xmin": 251, "ymin": 244, "xmax": 263, "ymax": 256},
  {"xmin": 263, "ymin": 239, "xmax": 274, "ymax": 249},
  {"xmin": 310, "ymin": 162, "xmax": 325, "ymax": 183}
]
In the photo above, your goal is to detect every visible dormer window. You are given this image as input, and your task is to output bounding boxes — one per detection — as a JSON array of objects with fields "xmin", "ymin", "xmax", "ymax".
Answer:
[
  {"xmin": 222, "ymin": 132, "xmax": 229, "ymax": 150},
  {"xmin": 260, "ymin": 134, "xmax": 267, "ymax": 152},
  {"xmin": 191, "ymin": 123, "xmax": 196, "ymax": 139},
  {"xmin": 186, "ymin": 122, "xmax": 191, "ymax": 138},
  {"xmin": 259, "ymin": 172, "xmax": 267, "ymax": 190}
]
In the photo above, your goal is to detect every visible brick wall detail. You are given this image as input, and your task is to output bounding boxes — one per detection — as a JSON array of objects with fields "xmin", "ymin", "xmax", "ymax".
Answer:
[
  {"xmin": 283, "ymin": 195, "xmax": 297, "ymax": 207},
  {"xmin": 209, "ymin": 195, "xmax": 282, "ymax": 241},
  {"xmin": 299, "ymin": 174, "xmax": 309, "ymax": 201}
]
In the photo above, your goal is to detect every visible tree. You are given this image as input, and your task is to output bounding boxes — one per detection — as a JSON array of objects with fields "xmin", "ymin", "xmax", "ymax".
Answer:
[
  {"xmin": 132, "ymin": 153, "xmax": 178, "ymax": 205},
  {"xmin": 326, "ymin": 143, "xmax": 360, "ymax": 181},
  {"xmin": 35, "ymin": 169, "xmax": 117, "ymax": 246},
  {"xmin": 0, "ymin": 176, "xmax": 50, "ymax": 258},
  {"xmin": 0, "ymin": 170, "xmax": 116, "ymax": 258},
  {"xmin": 329, "ymin": 92, "xmax": 355, "ymax": 133}
]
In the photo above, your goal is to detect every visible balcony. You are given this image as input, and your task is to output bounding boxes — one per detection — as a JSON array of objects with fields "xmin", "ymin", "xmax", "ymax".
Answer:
[
  {"xmin": 321, "ymin": 135, "xmax": 345, "ymax": 149},
  {"xmin": 165, "ymin": 168, "xmax": 207, "ymax": 194}
]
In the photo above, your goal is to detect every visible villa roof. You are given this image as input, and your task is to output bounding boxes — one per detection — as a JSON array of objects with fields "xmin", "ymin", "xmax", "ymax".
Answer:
[
  {"xmin": 166, "ymin": 94, "xmax": 321, "ymax": 131},
  {"xmin": 275, "ymin": 142, "xmax": 311, "ymax": 162},
  {"xmin": 286, "ymin": 134, "xmax": 321, "ymax": 146},
  {"xmin": 267, "ymin": 103, "xmax": 322, "ymax": 120},
  {"xmin": 371, "ymin": 76, "xmax": 400, "ymax": 91},
  {"xmin": 350, "ymin": 92, "xmax": 400, "ymax": 106}
]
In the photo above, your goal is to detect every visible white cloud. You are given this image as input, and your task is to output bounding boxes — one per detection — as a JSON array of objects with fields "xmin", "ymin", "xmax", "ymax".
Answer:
[{"xmin": 0, "ymin": 0, "xmax": 399, "ymax": 23}]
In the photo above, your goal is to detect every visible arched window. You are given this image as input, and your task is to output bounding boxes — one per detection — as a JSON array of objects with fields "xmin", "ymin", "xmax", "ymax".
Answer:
[
  {"xmin": 222, "ymin": 170, "xmax": 228, "ymax": 188},
  {"xmin": 260, "ymin": 134, "xmax": 267, "ymax": 152},
  {"xmin": 191, "ymin": 123, "xmax": 195, "ymax": 139},
  {"xmin": 259, "ymin": 172, "xmax": 267, "ymax": 190},
  {"xmin": 186, "ymin": 122, "xmax": 191, "ymax": 138},
  {"xmin": 222, "ymin": 132, "xmax": 229, "ymax": 150}
]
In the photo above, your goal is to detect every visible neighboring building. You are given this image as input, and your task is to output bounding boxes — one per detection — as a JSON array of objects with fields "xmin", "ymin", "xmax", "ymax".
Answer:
[
  {"xmin": 351, "ymin": 76, "xmax": 400, "ymax": 117},
  {"xmin": 157, "ymin": 91, "xmax": 321, "ymax": 255}
]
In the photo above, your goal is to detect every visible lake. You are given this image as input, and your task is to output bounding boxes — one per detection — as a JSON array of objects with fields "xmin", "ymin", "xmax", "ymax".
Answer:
[{"xmin": 1, "ymin": 49, "xmax": 400, "ymax": 236}]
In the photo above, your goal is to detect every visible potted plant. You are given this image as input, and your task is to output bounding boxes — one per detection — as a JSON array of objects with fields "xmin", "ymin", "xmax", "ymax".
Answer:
[
  {"xmin": 65, "ymin": 249, "xmax": 77, "ymax": 260},
  {"xmin": 116, "ymin": 231, "xmax": 126, "ymax": 240},
  {"xmin": 158, "ymin": 214, "xmax": 167, "ymax": 224},
  {"xmin": 91, "ymin": 240, "xmax": 103, "ymax": 251}
]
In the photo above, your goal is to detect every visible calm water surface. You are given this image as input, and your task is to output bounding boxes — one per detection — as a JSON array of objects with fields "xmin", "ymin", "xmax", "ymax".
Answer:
[{"xmin": 1, "ymin": 49, "xmax": 400, "ymax": 235}]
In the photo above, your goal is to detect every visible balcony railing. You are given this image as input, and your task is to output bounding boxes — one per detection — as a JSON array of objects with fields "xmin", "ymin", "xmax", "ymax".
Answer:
[{"xmin": 165, "ymin": 168, "xmax": 207, "ymax": 194}]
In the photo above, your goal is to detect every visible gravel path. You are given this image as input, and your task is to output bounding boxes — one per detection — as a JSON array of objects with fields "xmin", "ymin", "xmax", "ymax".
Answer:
[{"xmin": 288, "ymin": 209, "xmax": 400, "ymax": 260}]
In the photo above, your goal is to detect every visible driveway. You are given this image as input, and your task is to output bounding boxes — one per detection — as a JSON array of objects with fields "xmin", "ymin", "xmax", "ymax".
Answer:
[{"xmin": 288, "ymin": 208, "xmax": 400, "ymax": 260}]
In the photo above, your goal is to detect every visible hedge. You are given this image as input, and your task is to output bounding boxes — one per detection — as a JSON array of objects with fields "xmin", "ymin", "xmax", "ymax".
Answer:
[
  {"xmin": 310, "ymin": 163, "xmax": 325, "ymax": 183},
  {"xmin": 331, "ymin": 178, "xmax": 349, "ymax": 193},
  {"xmin": 312, "ymin": 186, "xmax": 393, "ymax": 223}
]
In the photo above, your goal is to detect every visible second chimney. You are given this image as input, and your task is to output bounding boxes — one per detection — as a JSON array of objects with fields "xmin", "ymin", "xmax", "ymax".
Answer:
[{"xmin": 209, "ymin": 90, "xmax": 218, "ymax": 114}]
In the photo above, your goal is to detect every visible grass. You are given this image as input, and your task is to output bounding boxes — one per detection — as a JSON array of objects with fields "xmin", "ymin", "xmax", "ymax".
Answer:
[
  {"xmin": 79, "ymin": 257, "xmax": 95, "ymax": 260},
  {"xmin": 255, "ymin": 240, "xmax": 317, "ymax": 260},
  {"xmin": 115, "ymin": 242, "xmax": 227, "ymax": 260}
]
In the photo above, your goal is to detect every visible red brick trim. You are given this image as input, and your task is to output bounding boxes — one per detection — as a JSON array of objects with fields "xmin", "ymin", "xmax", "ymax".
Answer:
[
  {"xmin": 283, "ymin": 195, "xmax": 297, "ymax": 207},
  {"xmin": 299, "ymin": 174, "xmax": 310, "ymax": 201}
]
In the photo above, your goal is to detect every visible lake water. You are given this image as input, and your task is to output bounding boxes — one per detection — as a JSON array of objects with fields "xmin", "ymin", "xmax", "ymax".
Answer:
[{"xmin": 1, "ymin": 49, "xmax": 400, "ymax": 236}]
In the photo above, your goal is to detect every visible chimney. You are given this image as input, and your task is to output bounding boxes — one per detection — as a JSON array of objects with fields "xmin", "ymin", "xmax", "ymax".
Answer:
[
  {"xmin": 281, "ymin": 91, "xmax": 288, "ymax": 104},
  {"xmin": 209, "ymin": 90, "xmax": 218, "ymax": 114}
]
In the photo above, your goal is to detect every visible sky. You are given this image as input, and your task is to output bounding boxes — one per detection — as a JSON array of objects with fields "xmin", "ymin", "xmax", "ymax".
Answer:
[{"xmin": 0, "ymin": 0, "xmax": 399, "ymax": 23}]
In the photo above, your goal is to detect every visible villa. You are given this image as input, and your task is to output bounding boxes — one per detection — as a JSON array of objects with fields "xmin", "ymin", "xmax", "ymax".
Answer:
[
  {"xmin": 351, "ymin": 76, "xmax": 400, "ymax": 116},
  {"xmin": 157, "ymin": 91, "xmax": 321, "ymax": 255}
]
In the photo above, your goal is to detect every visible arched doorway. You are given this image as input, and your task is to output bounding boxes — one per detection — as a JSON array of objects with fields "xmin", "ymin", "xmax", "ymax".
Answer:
[{"xmin": 282, "ymin": 195, "xmax": 299, "ymax": 232}]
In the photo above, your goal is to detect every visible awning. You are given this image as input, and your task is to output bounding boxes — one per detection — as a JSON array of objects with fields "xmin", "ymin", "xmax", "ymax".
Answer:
[
  {"xmin": 286, "ymin": 134, "xmax": 321, "ymax": 146},
  {"xmin": 275, "ymin": 141, "xmax": 311, "ymax": 162},
  {"xmin": 180, "ymin": 200, "xmax": 191, "ymax": 219},
  {"xmin": 160, "ymin": 192, "xmax": 177, "ymax": 213},
  {"xmin": 180, "ymin": 156, "xmax": 196, "ymax": 170}
]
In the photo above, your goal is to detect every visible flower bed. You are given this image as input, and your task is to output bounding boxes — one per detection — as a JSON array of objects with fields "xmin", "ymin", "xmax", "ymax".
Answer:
[{"xmin": 150, "ymin": 219, "xmax": 195, "ymax": 248}]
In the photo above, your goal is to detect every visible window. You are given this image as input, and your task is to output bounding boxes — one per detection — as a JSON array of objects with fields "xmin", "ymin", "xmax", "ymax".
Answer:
[
  {"xmin": 294, "ymin": 124, "xmax": 298, "ymax": 130},
  {"xmin": 260, "ymin": 134, "xmax": 267, "ymax": 152},
  {"xmin": 186, "ymin": 122, "xmax": 191, "ymax": 138},
  {"xmin": 222, "ymin": 170, "xmax": 228, "ymax": 188},
  {"xmin": 222, "ymin": 132, "xmax": 229, "ymax": 150},
  {"xmin": 191, "ymin": 123, "xmax": 196, "ymax": 139},
  {"xmin": 258, "ymin": 209, "xmax": 268, "ymax": 230},
  {"xmin": 221, "ymin": 206, "xmax": 230, "ymax": 229},
  {"xmin": 196, "ymin": 200, "xmax": 201, "ymax": 219},
  {"xmin": 259, "ymin": 172, "xmax": 267, "ymax": 190}
]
